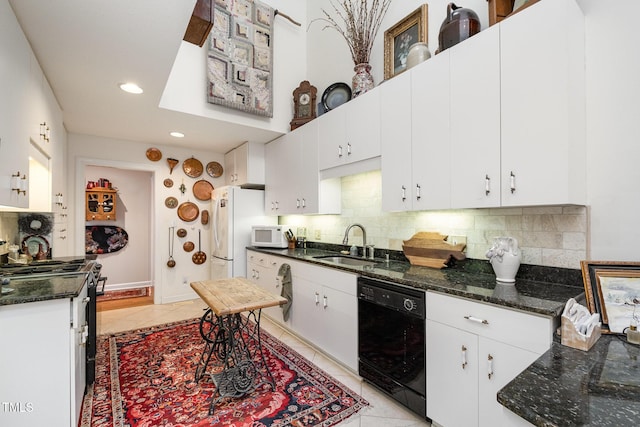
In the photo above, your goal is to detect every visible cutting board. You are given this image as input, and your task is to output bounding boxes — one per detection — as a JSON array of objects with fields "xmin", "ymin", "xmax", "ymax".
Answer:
[{"xmin": 402, "ymin": 232, "xmax": 466, "ymax": 269}]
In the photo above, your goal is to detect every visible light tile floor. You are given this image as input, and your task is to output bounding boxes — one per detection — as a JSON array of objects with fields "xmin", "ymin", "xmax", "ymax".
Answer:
[{"xmin": 97, "ymin": 298, "xmax": 431, "ymax": 427}]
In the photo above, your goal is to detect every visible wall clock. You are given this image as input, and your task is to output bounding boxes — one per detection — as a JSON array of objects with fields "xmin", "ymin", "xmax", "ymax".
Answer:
[{"xmin": 290, "ymin": 80, "xmax": 317, "ymax": 131}]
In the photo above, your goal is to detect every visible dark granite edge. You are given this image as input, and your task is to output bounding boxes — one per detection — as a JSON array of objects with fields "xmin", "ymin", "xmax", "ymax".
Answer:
[
  {"xmin": 248, "ymin": 243, "xmax": 585, "ymax": 318},
  {"xmin": 0, "ymin": 290, "xmax": 83, "ymax": 305}
]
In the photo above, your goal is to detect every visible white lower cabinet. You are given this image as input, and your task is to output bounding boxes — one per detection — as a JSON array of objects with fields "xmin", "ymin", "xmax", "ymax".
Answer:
[
  {"xmin": 426, "ymin": 291, "xmax": 553, "ymax": 427},
  {"xmin": 246, "ymin": 251, "xmax": 290, "ymax": 327},
  {"xmin": 290, "ymin": 260, "xmax": 358, "ymax": 371},
  {"xmin": 245, "ymin": 252, "xmax": 358, "ymax": 372}
]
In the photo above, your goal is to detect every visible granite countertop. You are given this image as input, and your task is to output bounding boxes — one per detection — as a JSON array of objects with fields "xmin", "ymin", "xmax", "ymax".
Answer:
[
  {"xmin": 248, "ymin": 244, "xmax": 585, "ymax": 318},
  {"xmin": 0, "ymin": 257, "xmax": 91, "ymax": 306},
  {"xmin": 498, "ymin": 335, "xmax": 640, "ymax": 426}
]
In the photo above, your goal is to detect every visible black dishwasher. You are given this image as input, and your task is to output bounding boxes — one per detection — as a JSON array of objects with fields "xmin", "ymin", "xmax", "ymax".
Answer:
[{"xmin": 358, "ymin": 276, "xmax": 426, "ymax": 418}]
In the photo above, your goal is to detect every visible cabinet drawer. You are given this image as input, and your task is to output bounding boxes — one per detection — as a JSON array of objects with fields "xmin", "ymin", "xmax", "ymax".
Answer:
[
  {"xmin": 426, "ymin": 291, "xmax": 552, "ymax": 354},
  {"xmin": 247, "ymin": 251, "xmax": 279, "ymax": 269},
  {"xmin": 289, "ymin": 259, "xmax": 357, "ymax": 296}
]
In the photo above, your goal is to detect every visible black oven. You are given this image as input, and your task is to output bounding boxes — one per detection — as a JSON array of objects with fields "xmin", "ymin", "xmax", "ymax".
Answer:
[{"xmin": 358, "ymin": 276, "xmax": 426, "ymax": 418}]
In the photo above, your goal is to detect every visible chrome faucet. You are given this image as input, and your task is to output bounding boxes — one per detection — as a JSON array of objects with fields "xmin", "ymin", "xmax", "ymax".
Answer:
[{"xmin": 342, "ymin": 223, "xmax": 367, "ymax": 258}]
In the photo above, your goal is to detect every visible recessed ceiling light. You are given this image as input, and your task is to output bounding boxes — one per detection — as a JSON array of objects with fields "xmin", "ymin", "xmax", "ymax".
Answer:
[
  {"xmin": 119, "ymin": 82, "xmax": 143, "ymax": 94},
  {"xmin": 170, "ymin": 131, "xmax": 185, "ymax": 138}
]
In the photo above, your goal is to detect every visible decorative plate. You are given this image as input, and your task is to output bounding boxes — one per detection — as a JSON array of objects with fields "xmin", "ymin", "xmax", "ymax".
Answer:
[
  {"xmin": 201, "ymin": 209, "xmax": 209, "ymax": 225},
  {"xmin": 146, "ymin": 147, "xmax": 162, "ymax": 162},
  {"xmin": 165, "ymin": 196, "xmax": 178, "ymax": 209},
  {"xmin": 193, "ymin": 180, "xmax": 214, "ymax": 201},
  {"xmin": 176, "ymin": 228, "xmax": 187, "ymax": 238},
  {"xmin": 21, "ymin": 235, "xmax": 50, "ymax": 257},
  {"xmin": 85, "ymin": 226, "xmax": 129, "ymax": 254},
  {"xmin": 177, "ymin": 202, "xmax": 199, "ymax": 222},
  {"xmin": 183, "ymin": 241, "xmax": 195, "ymax": 252},
  {"xmin": 183, "ymin": 157, "xmax": 203, "ymax": 178},
  {"xmin": 18, "ymin": 213, "xmax": 53, "ymax": 235},
  {"xmin": 163, "ymin": 178, "xmax": 173, "ymax": 188},
  {"xmin": 206, "ymin": 161, "xmax": 223, "ymax": 178},
  {"xmin": 322, "ymin": 82, "xmax": 352, "ymax": 111}
]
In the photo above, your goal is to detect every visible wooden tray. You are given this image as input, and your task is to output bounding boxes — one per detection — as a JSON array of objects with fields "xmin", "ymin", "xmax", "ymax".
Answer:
[{"xmin": 402, "ymin": 232, "xmax": 466, "ymax": 269}]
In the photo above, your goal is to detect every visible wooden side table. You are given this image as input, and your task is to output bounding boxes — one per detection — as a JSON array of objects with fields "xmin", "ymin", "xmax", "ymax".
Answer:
[{"xmin": 190, "ymin": 278, "xmax": 287, "ymax": 415}]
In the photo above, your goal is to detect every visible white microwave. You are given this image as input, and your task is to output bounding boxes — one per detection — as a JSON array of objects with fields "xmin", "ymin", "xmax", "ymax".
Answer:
[{"xmin": 251, "ymin": 225, "xmax": 288, "ymax": 248}]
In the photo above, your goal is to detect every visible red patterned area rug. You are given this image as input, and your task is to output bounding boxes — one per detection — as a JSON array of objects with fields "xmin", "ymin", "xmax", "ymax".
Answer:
[{"xmin": 80, "ymin": 318, "xmax": 368, "ymax": 427}]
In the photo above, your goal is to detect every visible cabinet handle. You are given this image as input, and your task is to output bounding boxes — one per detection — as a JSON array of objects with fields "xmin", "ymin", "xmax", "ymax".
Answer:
[
  {"xmin": 301, "ymin": 198, "xmax": 306, "ymax": 208},
  {"xmin": 464, "ymin": 315, "xmax": 489, "ymax": 325},
  {"xmin": 270, "ymin": 261, "xmax": 277, "ymax": 266},
  {"xmin": 416, "ymin": 184, "xmax": 421, "ymax": 201},
  {"xmin": 255, "ymin": 270, "xmax": 260, "ymax": 280},
  {"xmin": 485, "ymin": 174, "xmax": 491, "ymax": 196},
  {"xmin": 461, "ymin": 345, "xmax": 468, "ymax": 369},
  {"xmin": 275, "ymin": 201, "xmax": 279, "ymax": 210},
  {"xmin": 83, "ymin": 297, "xmax": 90, "ymax": 303},
  {"xmin": 347, "ymin": 143, "xmax": 352, "ymax": 156},
  {"xmin": 314, "ymin": 292, "xmax": 319, "ymax": 305},
  {"xmin": 401, "ymin": 185, "xmax": 407, "ymax": 202},
  {"xmin": 323, "ymin": 295, "xmax": 328, "ymax": 309},
  {"xmin": 338, "ymin": 145, "xmax": 343, "ymax": 158},
  {"xmin": 487, "ymin": 354, "xmax": 494, "ymax": 379},
  {"xmin": 510, "ymin": 171, "xmax": 516, "ymax": 194},
  {"xmin": 296, "ymin": 198, "xmax": 301, "ymax": 208}
]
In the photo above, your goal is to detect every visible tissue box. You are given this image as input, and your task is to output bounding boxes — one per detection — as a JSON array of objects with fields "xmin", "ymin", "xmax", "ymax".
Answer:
[{"xmin": 561, "ymin": 315, "xmax": 601, "ymax": 351}]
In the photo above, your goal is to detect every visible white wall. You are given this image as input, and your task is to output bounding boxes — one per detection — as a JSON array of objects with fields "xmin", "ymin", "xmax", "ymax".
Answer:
[
  {"xmin": 160, "ymin": 0, "xmax": 307, "ymax": 139},
  {"xmin": 68, "ymin": 133, "xmax": 225, "ymax": 303},
  {"xmin": 85, "ymin": 166, "xmax": 152, "ymax": 290},
  {"xmin": 581, "ymin": 0, "xmax": 640, "ymax": 261}
]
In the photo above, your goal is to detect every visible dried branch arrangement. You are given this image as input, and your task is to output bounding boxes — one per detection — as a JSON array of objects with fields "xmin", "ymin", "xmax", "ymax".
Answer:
[{"xmin": 313, "ymin": 0, "xmax": 391, "ymax": 65}]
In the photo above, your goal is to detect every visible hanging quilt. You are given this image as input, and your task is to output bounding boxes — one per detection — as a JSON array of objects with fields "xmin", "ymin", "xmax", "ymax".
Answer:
[{"xmin": 207, "ymin": 0, "xmax": 274, "ymax": 117}]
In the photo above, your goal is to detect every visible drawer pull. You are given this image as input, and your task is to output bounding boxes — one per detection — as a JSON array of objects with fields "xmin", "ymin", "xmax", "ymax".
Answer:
[
  {"xmin": 461, "ymin": 345, "xmax": 467, "ymax": 369},
  {"xmin": 487, "ymin": 354, "xmax": 494, "ymax": 379},
  {"xmin": 315, "ymin": 292, "xmax": 320, "ymax": 305},
  {"xmin": 464, "ymin": 315, "xmax": 489, "ymax": 325}
]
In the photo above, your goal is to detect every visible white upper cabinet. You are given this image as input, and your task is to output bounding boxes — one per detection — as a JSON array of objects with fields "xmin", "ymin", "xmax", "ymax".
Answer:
[
  {"xmin": 264, "ymin": 121, "xmax": 340, "ymax": 215},
  {"xmin": 225, "ymin": 141, "xmax": 265, "ymax": 187},
  {"xmin": 0, "ymin": 1, "xmax": 31, "ymax": 208},
  {"xmin": 381, "ymin": 51, "xmax": 451, "ymax": 212},
  {"xmin": 499, "ymin": 0, "xmax": 585, "ymax": 206},
  {"xmin": 450, "ymin": 24, "xmax": 501, "ymax": 209},
  {"xmin": 318, "ymin": 89, "xmax": 381, "ymax": 171}
]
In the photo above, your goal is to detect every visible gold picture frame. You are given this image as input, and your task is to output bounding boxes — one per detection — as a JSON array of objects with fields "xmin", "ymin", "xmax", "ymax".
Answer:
[
  {"xmin": 581, "ymin": 261, "xmax": 640, "ymax": 334},
  {"xmin": 383, "ymin": 4, "xmax": 429, "ymax": 80}
]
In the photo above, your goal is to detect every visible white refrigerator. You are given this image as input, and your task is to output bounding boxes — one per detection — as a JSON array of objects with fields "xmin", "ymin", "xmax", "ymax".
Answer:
[{"xmin": 210, "ymin": 186, "xmax": 276, "ymax": 280}]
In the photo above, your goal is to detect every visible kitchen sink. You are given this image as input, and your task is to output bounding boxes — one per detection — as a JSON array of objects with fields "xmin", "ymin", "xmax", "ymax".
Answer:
[{"xmin": 313, "ymin": 255, "xmax": 378, "ymax": 267}]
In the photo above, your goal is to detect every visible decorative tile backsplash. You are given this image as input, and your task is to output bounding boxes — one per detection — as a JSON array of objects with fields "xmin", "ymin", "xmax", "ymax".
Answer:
[{"xmin": 280, "ymin": 170, "xmax": 588, "ymax": 269}]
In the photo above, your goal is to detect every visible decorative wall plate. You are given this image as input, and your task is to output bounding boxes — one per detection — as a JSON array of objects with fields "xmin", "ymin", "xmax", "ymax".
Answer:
[
  {"xmin": 176, "ymin": 228, "xmax": 187, "ymax": 238},
  {"xmin": 193, "ymin": 180, "xmax": 214, "ymax": 201},
  {"xmin": 183, "ymin": 157, "xmax": 203, "ymax": 178},
  {"xmin": 165, "ymin": 196, "xmax": 178, "ymax": 209},
  {"xmin": 206, "ymin": 161, "xmax": 223, "ymax": 178},
  {"xmin": 146, "ymin": 147, "xmax": 162, "ymax": 161},
  {"xmin": 322, "ymin": 82, "xmax": 351, "ymax": 111},
  {"xmin": 201, "ymin": 209, "xmax": 209, "ymax": 225},
  {"xmin": 177, "ymin": 202, "xmax": 199, "ymax": 222},
  {"xmin": 183, "ymin": 241, "xmax": 195, "ymax": 252},
  {"xmin": 85, "ymin": 226, "xmax": 129, "ymax": 254},
  {"xmin": 163, "ymin": 178, "xmax": 173, "ymax": 188},
  {"xmin": 21, "ymin": 235, "xmax": 49, "ymax": 257}
]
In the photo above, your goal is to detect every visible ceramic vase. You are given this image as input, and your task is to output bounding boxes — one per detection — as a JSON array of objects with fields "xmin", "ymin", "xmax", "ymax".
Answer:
[
  {"xmin": 406, "ymin": 42, "xmax": 431, "ymax": 70},
  {"xmin": 486, "ymin": 237, "xmax": 521, "ymax": 283},
  {"xmin": 352, "ymin": 63, "xmax": 374, "ymax": 98}
]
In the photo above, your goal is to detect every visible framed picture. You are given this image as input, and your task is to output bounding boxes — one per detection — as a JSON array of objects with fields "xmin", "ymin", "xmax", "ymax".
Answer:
[
  {"xmin": 383, "ymin": 4, "xmax": 429, "ymax": 80},
  {"xmin": 581, "ymin": 261, "xmax": 640, "ymax": 334}
]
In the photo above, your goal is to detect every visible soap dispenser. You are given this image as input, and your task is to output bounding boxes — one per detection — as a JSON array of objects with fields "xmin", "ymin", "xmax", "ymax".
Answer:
[{"xmin": 349, "ymin": 244, "xmax": 358, "ymax": 256}]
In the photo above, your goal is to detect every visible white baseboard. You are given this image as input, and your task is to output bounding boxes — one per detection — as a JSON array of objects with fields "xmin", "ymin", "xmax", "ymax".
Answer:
[{"xmin": 102, "ymin": 281, "xmax": 151, "ymax": 292}]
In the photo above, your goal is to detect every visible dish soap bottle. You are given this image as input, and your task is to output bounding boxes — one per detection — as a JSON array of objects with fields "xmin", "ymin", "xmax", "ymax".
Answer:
[{"xmin": 349, "ymin": 244, "xmax": 358, "ymax": 256}]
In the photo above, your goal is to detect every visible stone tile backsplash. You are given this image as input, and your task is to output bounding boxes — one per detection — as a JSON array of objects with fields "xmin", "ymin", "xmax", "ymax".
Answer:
[{"xmin": 280, "ymin": 170, "xmax": 588, "ymax": 269}]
